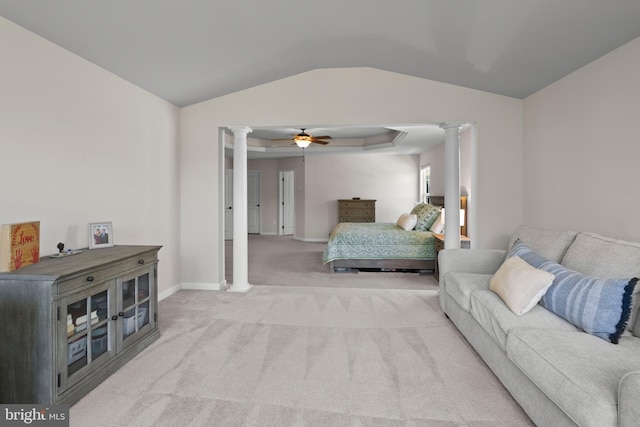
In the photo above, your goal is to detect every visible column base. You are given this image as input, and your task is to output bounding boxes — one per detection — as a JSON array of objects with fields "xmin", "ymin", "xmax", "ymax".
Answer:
[{"xmin": 227, "ymin": 283, "xmax": 253, "ymax": 293}]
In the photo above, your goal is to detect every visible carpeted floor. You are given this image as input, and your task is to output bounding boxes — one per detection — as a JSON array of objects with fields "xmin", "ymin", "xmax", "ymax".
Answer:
[
  {"xmin": 69, "ymin": 236, "xmax": 533, "ymax": 426},
  {"xmin": 226, "ymin": 235, "xmax": 436, "ymax": 290},
  {"xmin": 70, "ymin": 285, "xmax": 533, "ymax": 426}
]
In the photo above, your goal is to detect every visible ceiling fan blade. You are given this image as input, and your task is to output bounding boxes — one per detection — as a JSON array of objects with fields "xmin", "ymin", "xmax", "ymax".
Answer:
[
  {"xmin": 311, "ymin": 135, "xmax": 332, "ymax": 139},
  {"xmin": 311, "ymin": 139, "xmax": 329, "ymax": 145}
]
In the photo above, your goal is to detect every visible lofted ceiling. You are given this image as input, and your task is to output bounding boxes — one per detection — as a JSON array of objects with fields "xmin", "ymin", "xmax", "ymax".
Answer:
[{"xmin": 2, "ymin": 1, "xmax": 640, "ymax": 158}]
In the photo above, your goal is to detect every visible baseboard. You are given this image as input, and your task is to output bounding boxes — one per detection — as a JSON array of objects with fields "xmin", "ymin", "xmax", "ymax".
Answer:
[
  {"xmin": 260, "ymin": 232, "xmax": 278, "ymax": 236},
  {"xmin": 293, "ymin": 235, "xmax": 329, "ymax": 243},
  {"xmin": 158, "ymin": 282, "xmax": 226, "ymax": 301},
  {"xmin": 158, "ymin": 284, "xmax": 182, "ymax": 301},
  {"xmin": 181, "ymin": 282, "xmax": 225, "ymax": 291}
]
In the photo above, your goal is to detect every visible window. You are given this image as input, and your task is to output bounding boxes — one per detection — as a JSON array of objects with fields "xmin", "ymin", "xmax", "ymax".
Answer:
[{"xmin": 420, "ymin": 165, "xmax": 431, "ymax": 203}]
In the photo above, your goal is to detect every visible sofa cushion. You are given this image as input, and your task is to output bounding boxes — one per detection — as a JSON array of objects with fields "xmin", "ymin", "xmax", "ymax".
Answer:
[
  {"xmin": 490, "ymin": 256, "xmax": 555, "ymax": 316},
  {"xmin": 444, "ymin": 272, "xmax": 492, "ymax": 312},
  {"xmin": 510, "ymin": 241, "xmax": 638, "ymax": 344},
  {"xmin": 561, "ymin": 232, "xmax": 640, "ymax": 335},
  {"xmin": 508, "ymin": 225, "xmax": 577, "ymax": 263},
  {"xmin": 507, "ymin": 328, "xmax": 640, "ymax": 427},
  {"xmin": 469, "ymin": 290, "xmax": 577, "ymax": 350}
]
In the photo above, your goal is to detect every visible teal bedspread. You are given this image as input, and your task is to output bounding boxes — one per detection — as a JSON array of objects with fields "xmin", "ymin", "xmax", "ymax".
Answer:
[{"xmin": 322, "ymin": 222, "xmax": 437, "ymax": 264}]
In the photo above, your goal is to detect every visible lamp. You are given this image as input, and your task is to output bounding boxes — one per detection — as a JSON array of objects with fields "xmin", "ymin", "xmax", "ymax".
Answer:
[
  {"xmin": 294, "ymin": 136, "xmax": 312, "ymax": 148},
  {"xmin": 442, "ymin": 208, "xmax": 465, "ymax": 226}
]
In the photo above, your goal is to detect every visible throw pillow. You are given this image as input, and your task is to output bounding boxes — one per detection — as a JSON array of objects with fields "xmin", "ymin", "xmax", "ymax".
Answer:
[
  {"xmin": 396, "ymin": 213, "xmax": 417, "ymax": 231},
  {"xmin": 410, "ymin": 203, "xmax": 441, "ymax": 231},
  {"xmin": 560, "ymin": 232, "xmax": 640, "ymax": 335},
  {"xmin": 490, "ymin": 255, "xmax": 555, "ymax": 316},
  {"xmin": 429, "ymin": 210, "xmax": 445, "ymax": 233},
  {"xmin": 509, "ymin": 241, "xmax": 638, "ymax": 344}
]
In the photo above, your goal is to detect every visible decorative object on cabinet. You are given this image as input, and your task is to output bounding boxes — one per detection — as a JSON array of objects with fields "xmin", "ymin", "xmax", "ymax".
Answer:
[
  {"xmin": 0, "ymin": 245, "xmax": 161, "ymax": 405},
  {"xmin": 0, "ymin": 220, "xmax": 40, "ymax": 272},
  {"xmin": 89, "ymin": 222, "xmax": 113, "ymax": 249},
  {"xmin": 338, "ymin": 199, "xmax": 376, "ymax": 223}
]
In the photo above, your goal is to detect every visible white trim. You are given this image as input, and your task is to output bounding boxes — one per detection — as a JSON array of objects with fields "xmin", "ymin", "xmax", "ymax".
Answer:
[
  {"xmin": 158, "ymin": 281, "xmax": 228, "ymax": 301},
  {"xmin": 182, "ymin": 282, "xmax": 227, "ymax": 291},
  {"xmin": 294, "ymin": 235, "xmax": 329, "ymax": 243},
  {"xmin": 158, "ymin": 284, "xmax": 182, "ymax": 301}
]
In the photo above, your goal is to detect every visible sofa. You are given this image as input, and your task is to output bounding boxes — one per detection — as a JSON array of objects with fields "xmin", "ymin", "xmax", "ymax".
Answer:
[{"xmin": 438, "ymin": 225, "xmax": 640, "ymax": 427}]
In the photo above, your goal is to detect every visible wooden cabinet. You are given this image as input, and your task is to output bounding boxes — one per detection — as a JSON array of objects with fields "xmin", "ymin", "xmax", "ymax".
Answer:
[
  {"xmin": 0, "ymin": 245, "xmax": 161, "ymax": 405},
  {"xmin": 433, "ymin": 234, "xmax": 470, "ymax": 280},
  {"xmin": 338, "ymin": 199, "xmax": 376, "ymax": 223}
]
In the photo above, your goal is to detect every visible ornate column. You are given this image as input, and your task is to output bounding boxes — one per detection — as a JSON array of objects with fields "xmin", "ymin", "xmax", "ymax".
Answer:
[
  {"xmin": 228, "ymin": 126, "xmax": 253, "ymax": 292},
  {"xmin": 441, "ymin": 123, "xmax": 462, "ymax": 249}
]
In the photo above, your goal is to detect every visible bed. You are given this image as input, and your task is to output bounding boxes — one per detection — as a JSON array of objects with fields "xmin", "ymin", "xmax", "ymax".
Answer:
[{"xmin": 322, "ymin": 196, "xmax": 467, "ymax": 273}]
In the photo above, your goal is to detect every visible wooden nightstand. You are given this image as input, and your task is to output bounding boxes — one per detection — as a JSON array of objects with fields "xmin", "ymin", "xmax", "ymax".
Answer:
[{"xmin": 433, "ymin": 233, "xmax": 471, "ymax": 280}]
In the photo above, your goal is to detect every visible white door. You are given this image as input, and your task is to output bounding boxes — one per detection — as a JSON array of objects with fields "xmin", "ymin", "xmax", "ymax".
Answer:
[
  {"xmin": 225, "ymin": 170, "xmax": 262, "ymax": 238},
  {"xmin": 224, "ymin": 170, "xmax": 233, "ymax": 240},
  {"xmin": 247, "ymin": 171, "xmax": 261, "ymax": 234},
  {"xmin": 279, "ymin": 170, "xmax": 295, "ymax": 235}
]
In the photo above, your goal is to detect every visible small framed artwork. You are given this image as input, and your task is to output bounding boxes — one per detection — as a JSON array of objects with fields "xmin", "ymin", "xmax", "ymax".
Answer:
[{"xmin": 89, "ymin": 222, "xmax": 114, "ymax": 249}]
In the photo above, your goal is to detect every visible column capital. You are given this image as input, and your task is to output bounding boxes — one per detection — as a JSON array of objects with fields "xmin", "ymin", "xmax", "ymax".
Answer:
[
  {"xmin": 439, "ymin": 122, "xmax": 464, "ymax": 131},
  {"xmin": 228, "ymin": 126, "xmax": 253, "ymax": 135}
]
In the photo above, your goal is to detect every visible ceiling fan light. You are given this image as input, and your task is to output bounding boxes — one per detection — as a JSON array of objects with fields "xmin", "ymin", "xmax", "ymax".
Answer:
[{"xmin": 295, "ymin": 138, "xmax": 311, "ymax": 148}]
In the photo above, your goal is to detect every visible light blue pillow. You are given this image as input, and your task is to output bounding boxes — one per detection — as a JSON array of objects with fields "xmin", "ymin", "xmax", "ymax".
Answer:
[{"xmin": 508, "ymin": 241, "xmax": 637, "ymax": 344}]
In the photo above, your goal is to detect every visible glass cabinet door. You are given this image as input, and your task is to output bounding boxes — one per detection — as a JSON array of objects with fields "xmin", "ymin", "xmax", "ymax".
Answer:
[
  {"xmin": 61, "ymin": 283, "xmax": 114, "ymax": 390},
  {"xmin": 118, "ymin": 266, "xmax": 154, "ymax": 350}
]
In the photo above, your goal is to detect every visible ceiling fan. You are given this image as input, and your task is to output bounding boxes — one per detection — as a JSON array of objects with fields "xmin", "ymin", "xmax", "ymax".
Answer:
[{"xmin": 272, "ymin": 129, "xmax": 332, "ymax": 148}]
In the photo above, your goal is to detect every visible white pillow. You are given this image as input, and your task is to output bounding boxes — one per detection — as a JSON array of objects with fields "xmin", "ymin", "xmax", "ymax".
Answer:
[
  {"xmin": 429, "ymin": 210, "xmax": 445, "ymax": 233},
  {"xmin": 396, "ymin": 213, "xmax": 418, "ymax": 231},
  {"xmin": 489, "ymin": 256, "xmax": 555, "ymax": 316}
]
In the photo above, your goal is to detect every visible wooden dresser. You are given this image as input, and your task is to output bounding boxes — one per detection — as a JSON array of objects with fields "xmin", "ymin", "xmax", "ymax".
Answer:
[{"xmin": 338, "ymin": 199, "xmax": 376, "ymax": 223}]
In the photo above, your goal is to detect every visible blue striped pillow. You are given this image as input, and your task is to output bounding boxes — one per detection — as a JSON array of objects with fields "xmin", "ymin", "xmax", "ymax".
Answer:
[{"xmin": 508, "ymin": 241, "xmax": 637, "ymax": 344}]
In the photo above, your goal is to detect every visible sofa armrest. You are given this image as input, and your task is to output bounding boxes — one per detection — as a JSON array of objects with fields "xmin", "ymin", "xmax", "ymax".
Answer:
[
  {"xmin": 619, "ymin": 369, "xmax": 640, "ymax": 427},
  {"xmin": 438, "ymin": 249, "xmax": 506, "ymax": 313},
  {"xmin": 438, "ymin": 248, "xmax": 507, "ymax": 277}
]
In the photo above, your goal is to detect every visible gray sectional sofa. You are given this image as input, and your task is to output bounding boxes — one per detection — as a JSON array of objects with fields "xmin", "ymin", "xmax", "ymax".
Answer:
[{"xmin": 438, "ymin": 225, "xmax": 640, "ymax": 426}]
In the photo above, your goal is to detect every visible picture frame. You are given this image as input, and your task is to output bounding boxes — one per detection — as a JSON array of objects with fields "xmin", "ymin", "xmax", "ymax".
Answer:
[{"xmin": 89, "ymin": 222, "xmax": 114, "ymax": 249}]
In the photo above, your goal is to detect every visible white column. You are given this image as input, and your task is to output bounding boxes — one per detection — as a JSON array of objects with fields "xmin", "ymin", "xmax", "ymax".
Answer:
[
  {"xmin": 441, "ymin": 123, "xmax": 462, "ymax": 249},
  {"xmin": 228, "ymin": 126, "xmax": 253, "ymax": 292}
]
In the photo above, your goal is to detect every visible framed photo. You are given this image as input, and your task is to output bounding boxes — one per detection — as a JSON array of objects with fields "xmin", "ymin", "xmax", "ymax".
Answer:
[{"xmin": 89, "ymin": 222, "xmax": 114, "ymax": 249}]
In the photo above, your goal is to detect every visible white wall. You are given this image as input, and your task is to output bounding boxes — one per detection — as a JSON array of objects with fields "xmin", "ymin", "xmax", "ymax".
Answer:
[
  {"xmin": 181, "ymin": 67, "xmax": 524, "ymax": 287},
  {"xmin": 243, "ymin": 153, "xmax": 420, "ymax": 240},
  {"xmin": 304, "ymin": 153, "xmax": 420, "ymax": 240},
  {"xmin": 0, "ymin": 17, "xmax": 181, "ymax": 295},
  {"xmin": 524, "ymin": 35, "xmax": 640, "ymax": 242}
]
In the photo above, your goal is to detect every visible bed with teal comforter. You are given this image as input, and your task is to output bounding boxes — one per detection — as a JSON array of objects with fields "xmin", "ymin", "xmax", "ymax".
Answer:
[{"xmin": 322, "ymin": 222, "xmax": 437, "ymax": 273}]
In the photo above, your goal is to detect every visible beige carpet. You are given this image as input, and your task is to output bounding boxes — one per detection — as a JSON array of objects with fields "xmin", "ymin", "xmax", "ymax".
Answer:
[{"xmin": 70, "ymin": 284, "xmax": 533, "ymax": 426}]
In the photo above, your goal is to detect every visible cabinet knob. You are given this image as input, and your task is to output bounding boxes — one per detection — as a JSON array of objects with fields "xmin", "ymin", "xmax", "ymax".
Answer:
[
  {"xmin": 118, "ymin": 311, "xmax": 125, "ymax": 317},
  {"xmin": 138, "ymin": 259, "xmax": 145, "ymax": 265},
  {"xmin": 111, "ymin": 315, "xmax": 118, "ymax": 321},
  {"xmin": 86, "ymin": 276, "xmax": 94, "ymax": 282}
]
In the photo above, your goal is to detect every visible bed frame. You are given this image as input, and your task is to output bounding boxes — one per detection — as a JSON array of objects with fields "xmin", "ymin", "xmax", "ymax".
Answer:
[{"xmin": 326, "ymin": 196, "xmax": 467, "ymax": 274}]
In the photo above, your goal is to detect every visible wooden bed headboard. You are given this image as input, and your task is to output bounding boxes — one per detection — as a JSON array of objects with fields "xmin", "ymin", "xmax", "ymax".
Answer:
[{"xmin": 430, "ymin": 196, "xmax": 468, "ymax": 237}]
